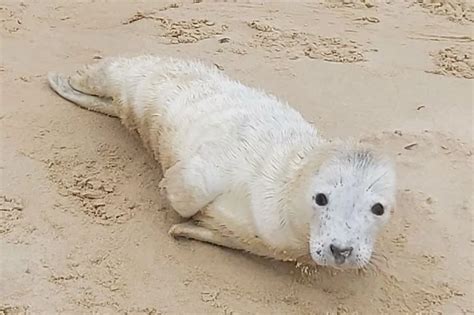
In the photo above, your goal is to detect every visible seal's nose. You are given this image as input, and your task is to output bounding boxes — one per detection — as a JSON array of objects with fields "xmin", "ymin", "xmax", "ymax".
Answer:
[{"xmin": 330, "ymin": 244, "xmax": 353, "ymax": 264}]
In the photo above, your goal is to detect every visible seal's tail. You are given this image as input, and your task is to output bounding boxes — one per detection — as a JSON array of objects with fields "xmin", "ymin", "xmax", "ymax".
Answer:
[
  {"xmin": 48, "ymin": 72, "xmax": 118, "ymax": 117},
  {"xmin": 47, "ymin": 56, "xmax": 162, "ymax": 117}
]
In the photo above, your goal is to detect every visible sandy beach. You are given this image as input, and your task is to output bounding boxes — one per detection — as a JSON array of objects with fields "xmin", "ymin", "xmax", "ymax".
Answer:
[{"xmin": 1, "ymin": 0, "xmax": 473, "ymax": 314}]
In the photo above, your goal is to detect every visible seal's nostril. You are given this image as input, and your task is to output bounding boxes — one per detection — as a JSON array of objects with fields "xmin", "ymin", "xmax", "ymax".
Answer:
[
  {"xmin": 341, "ymin": 247, "xmax": 353, "ymax": 257},
  {"xmin": 330, "ymin": 244, "xmax": 353, "ymax": 258},
  {"xmin": 330, "ymin": 244, "xmax": 342, "ymax": 256}
]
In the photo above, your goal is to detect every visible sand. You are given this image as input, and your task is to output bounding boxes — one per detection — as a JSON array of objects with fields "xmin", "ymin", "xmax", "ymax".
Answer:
[{"xmin": 1, "ymin": 0, "xmax": 473, "ymax": 314}]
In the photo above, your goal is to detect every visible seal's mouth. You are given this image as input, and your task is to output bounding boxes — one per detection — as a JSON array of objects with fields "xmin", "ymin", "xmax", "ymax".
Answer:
[
  {"xmin": 309, "ymin": 244, "xmax": 371, "ymax": 270},
  {"xmin": 330, "ymin": 244, "xmax": 353, "ymax": 266}
]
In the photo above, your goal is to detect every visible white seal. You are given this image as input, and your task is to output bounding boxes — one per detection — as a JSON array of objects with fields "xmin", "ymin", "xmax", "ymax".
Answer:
[{"xmin": 48, "ymin": 55, "xmax": 396, "ymax": 269}]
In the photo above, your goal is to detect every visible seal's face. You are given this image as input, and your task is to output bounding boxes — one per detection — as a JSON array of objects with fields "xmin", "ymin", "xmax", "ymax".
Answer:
[{"xmin": 307, "ymin": 149, "xmax": 396, "ymax": 269}]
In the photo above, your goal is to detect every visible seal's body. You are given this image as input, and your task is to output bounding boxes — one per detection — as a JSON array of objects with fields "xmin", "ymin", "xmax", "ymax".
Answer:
[{"xmin": 48, "ymin": 55, "xmax": 396, "ymax": 269}]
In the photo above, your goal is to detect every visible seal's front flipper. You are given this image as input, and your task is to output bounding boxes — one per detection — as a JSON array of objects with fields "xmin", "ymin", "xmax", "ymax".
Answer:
[{"xmin": 169, "ymin": 221, "xmax": 246, "ymax": 250}]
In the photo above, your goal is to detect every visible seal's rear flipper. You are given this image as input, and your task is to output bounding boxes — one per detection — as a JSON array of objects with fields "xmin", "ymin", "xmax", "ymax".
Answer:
[{"xmin": 47, "ymin": 72, "xmax": 118, "ymax": 117}]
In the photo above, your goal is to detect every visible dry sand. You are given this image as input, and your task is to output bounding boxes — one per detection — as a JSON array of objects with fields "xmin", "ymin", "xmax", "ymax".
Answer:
[{"xmin": 1, "ymin": 0, "xmax": 473, "ymax": 314}]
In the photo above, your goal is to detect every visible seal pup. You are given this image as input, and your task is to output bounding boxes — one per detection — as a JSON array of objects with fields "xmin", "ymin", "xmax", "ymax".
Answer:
[{"xmin": 48, "ymin": 55, "xmax": 396, "ymax": 269}]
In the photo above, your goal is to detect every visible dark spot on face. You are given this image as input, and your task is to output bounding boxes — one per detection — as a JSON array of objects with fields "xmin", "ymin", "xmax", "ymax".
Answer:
[{"xmin": 371, "ymin": 203, "xmax": 384, "ymax": 216}]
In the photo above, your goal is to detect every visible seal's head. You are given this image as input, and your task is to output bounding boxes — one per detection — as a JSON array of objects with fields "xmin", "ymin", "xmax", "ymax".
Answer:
[{"xmin": 305, "ymin": 145, "xmax": 396, "ymax": 269}]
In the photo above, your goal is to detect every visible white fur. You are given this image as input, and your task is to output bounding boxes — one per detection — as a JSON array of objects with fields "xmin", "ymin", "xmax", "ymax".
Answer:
[{"xmin": 48, "ymin": 55, "xmax": 396, "ymax": 269}]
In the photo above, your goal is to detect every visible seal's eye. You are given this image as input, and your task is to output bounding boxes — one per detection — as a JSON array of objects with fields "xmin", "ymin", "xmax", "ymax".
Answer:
[
  {"xmin": 371, "ymin": 203, "xmax": 384, "ymax": 216},
  {"xmin": 314, "ymin": 193, "xmax": 328, "ymax": 206}
]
